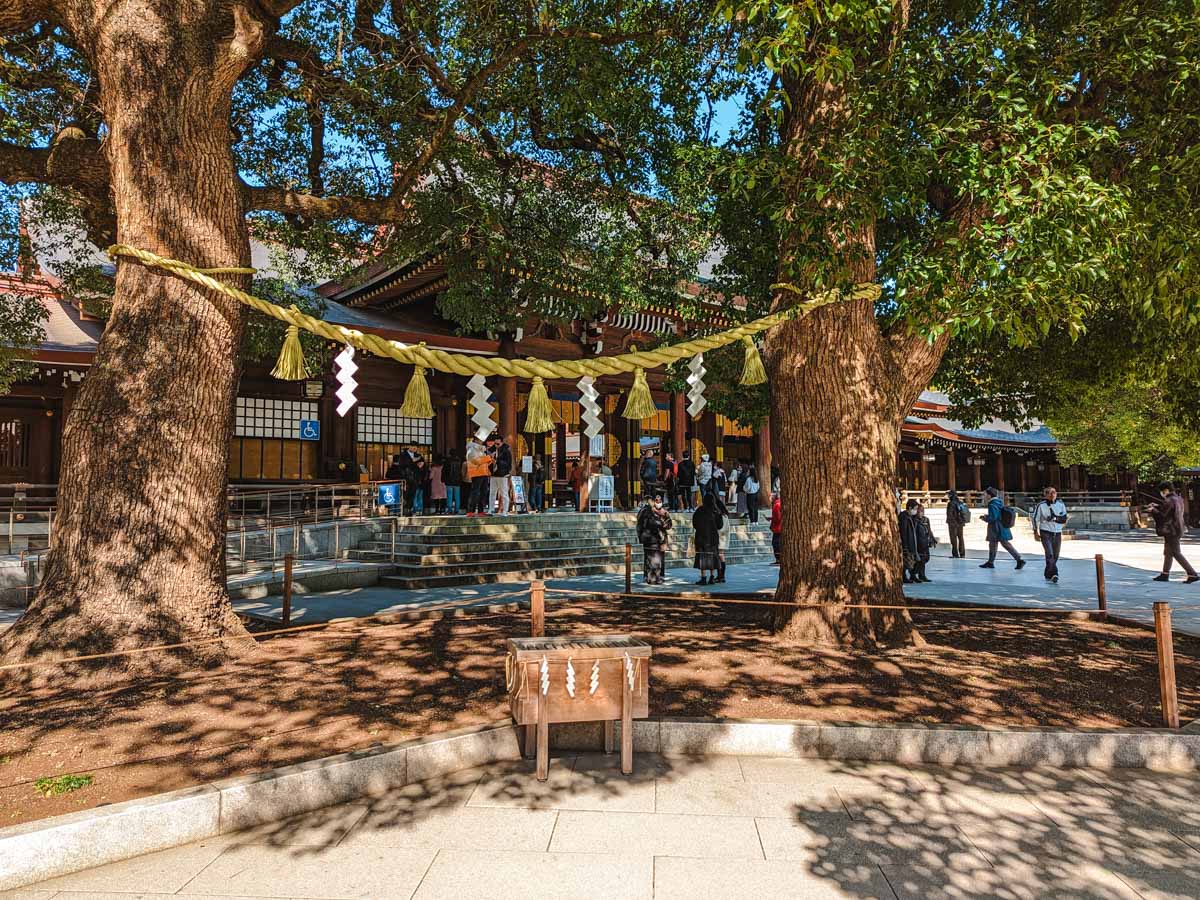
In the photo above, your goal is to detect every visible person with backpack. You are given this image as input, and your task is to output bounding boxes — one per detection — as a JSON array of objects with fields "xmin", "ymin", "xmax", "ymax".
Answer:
[
  {"xmin": 1032, "ymin": 486, "xmax": 1069, "ymax": 583},
  {"xmin": 676, "ymin": 451, "xmax": 697, "ymax": 511},
  {"xmin": 488, "ymin": 434, "xmax": 514, "ymax": 515},
  {"xmin": 636, "ymin": 492, "xmax": 672, "ymax": 584},
  {"xmin": 980, "ymin": 486, "xmax": 1025, "ymax": 570},
  {"xmin": 696, "ymin": 453, "xmax": 714, "ymax": 499},
  {"xmin": 1147, "ymin": 482, "xmax": 1199, "ymax": 584},
  {"xmin": 945, "ymin": 489, "xmax": 970, "ymax": 558}
]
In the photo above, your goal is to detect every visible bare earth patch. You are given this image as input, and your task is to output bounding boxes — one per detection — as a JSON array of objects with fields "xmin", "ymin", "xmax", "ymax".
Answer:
[{"xmin": 1, "ymin": 597, "xmax": 1196, "ymax": 827}]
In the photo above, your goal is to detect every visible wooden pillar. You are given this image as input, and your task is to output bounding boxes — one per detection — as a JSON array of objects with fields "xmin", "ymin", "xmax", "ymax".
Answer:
[
  {"xmin": 995, "ymin": 451, "xmax": 1006, "ymax": 491},
  {"xmin": 671, "ymin": 391, "xmax": 687, "ymax": 458},
  {"xmin": 972, "ymin": 457, "xmax": 981, "ymax": 492},
  {"xmin": 1018, "ymin": 457, "xmax": 1027, "ymax": 492},
  {"xmin": 554, "ymin": 424, "xmax": 567, "ymax": 480},
  {"xmin": 697, "ymin": 410, "xmax": 718, "ymax": 460},
  {"xmin": 946, "ymin": 450, "xmax": 957, "ymax": 492},
  {"xmin": 499, "ymin": 376, "xmax": 518, "ymax": 444},
  {"xmin": 755, "ymin": 418, "xmax": 772, "ymax": 506},
  {"xmin": 919, "ymin": 454, "xmax": 930, "ymax": 493}
]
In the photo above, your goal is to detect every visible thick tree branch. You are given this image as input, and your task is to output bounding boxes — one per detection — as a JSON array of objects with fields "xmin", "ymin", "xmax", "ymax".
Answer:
[{"xmin": 0, "ymin": 0, "xmax": 49, "ymax": 35}]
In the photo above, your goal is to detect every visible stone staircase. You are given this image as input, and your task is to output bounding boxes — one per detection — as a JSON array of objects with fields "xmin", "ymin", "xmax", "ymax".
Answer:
[{"xmin": 347, "ymin": 512, "xmax": 777, "ymax": 589}]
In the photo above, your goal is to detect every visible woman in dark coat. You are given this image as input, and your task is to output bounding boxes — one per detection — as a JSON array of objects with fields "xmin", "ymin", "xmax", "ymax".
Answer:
[
  {"xmin": 636, "ymin": 494, "xmax": 673, "ymax": 584},
  {"xmin": 898, "ymin": 499, "xmax": 930, "ymax": 583},
  {"xmin": 692, "ymin": 492, "xmax": 723, "ymax": 585}
]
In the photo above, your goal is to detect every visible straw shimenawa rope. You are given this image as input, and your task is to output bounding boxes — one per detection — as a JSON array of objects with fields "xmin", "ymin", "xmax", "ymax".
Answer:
[{"xmin": 106, "ymin": 244, "xmax": 880, "ymax": 379}]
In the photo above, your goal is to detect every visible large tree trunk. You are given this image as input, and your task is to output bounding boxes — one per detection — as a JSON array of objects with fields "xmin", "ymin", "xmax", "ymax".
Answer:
[
  {"xmin": 0, "ymin": 7, "xmax": 265, "ymax": 668},
  {"xmin": 765, "ymin": 294, "xmax": 922, "ymax": 646}
]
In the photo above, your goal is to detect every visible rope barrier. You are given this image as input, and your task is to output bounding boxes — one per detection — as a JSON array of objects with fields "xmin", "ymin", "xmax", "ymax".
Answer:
[{"xmin": 105, "ymin": 244, "xmax": 879, "ymax": 380}]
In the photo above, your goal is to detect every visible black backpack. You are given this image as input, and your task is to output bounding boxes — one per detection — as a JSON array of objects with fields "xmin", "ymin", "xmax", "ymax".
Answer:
[{"xmin": 1000, "ymin": 505, "xmax": 1017, "ymax": 529}]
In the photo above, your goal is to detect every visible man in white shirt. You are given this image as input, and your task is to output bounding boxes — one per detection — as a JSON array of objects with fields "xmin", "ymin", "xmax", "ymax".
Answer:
[{"xmin": 1032, "ymin": 486, "xmax": 1068, "ymax": 583}]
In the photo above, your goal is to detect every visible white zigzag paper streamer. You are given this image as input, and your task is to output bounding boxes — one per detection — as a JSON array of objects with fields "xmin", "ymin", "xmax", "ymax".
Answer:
[
  {"xmin": 624, "ymin": 652, "xmax": 637, "ymax": 691},
  {"xmin": 565, "ymin": 658, "xmax": 576, "ymax": 698},
  {"xmin": 686, "ymin": 353, "xmax": 707, "ymax": 418},
  {"xmin": 540, "ymin": 655, "xmax": 550, "ymax": 695},
  {"xmin": 467, "ymin": 374, "xmax": 496, "ymax": 442},
  {"xmin": 578, "ymin": 376, "xmax": 603, "ymax": 440},
  {"xmin": 590, "ymin": 660, "xmax": 600, "ymax": 695},
  {"xmin": 334, "ymin": 346, "xmax": 358, "ymax": 417}
]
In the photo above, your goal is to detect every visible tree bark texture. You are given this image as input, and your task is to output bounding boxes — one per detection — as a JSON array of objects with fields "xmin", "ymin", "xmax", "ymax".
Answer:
[{"xmin": 0, "ymin": 3, "xmax": 266, "ymax": 667}]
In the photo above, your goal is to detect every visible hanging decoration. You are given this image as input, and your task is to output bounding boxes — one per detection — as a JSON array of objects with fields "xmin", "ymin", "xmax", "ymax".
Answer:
[
  {"xmin": 524, "ymin": 376, "xmax": 554, "ymax": 433},
  {"xmin": 271, "ymin": 321, "xmax": 308, "ymax": 380},
  {"xmin": 579, "ymin": 376, "xmax": 603, "ymax": 448},
  {"xmin": 621, "ymin": 357, "xmax": 657, "ymax": 421},
  {"xmin": 624, "ymin": 652, "xmax": 637, "ymax": 691},
  {"xmin": 589, "ymin": 660, "xmax": 600, "ymax": 696},
  {"xmin": 400, "ymin": 363, "xmax": 434, "ymax": 419},
  {"xmin": 539, "ymin": 655, "xmax": 550, "ymax": 696},
  {"xmin": 467, "ymin": 374, "xmax": 496, "ymax": 442},
  {"xmin": 334, "ymin": 345, "xmax": 358, "ymax": 417},
  {"xmin": 106, "ymin": 244, "xmax": 881, "ymax": 388},
  {"xmin": 686, "ymin": 353, "xmax": 707, "ymax": 419},
  {"xmin": 565, "ymin": 658, "xmax": 576, "ymax": 698},
  {"xmin": 739, "ymin": 336, "xmax": 767, "ymax": 386}
]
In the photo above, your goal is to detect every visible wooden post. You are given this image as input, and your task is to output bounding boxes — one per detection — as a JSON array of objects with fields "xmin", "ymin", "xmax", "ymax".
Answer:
[
  {"xmin": 947, "ymin": 451, "xmax": 957, "ymax": 492},
  {"xmin": 530, "ymin": 580, "xmax": 545, "ymax": 637},
  {"xmin": 334, "ymin": 522, "xmax": 340, "ymax": 560},
  {"xmin": 625, "ymin": 543, "xmax": 633, "ymax": 594},
  {"xmin": 536, "ymin": 682, "xmax": 550, "ymax": 781},
  {"xmin": 621, "ymin": 661, "xmax": 634, "ymax": 775},
  {"xmin": 1154, "ymin": 602, "xmax": 1180, "ymax": 728},
  {"xmin": 1094, "ymin": 555, "xmax": 1107, "ymax": 617},
  {"xmin": 281, "ymin": 553, "xmax": 294, "ymax": 627},
  {"xmin": 526, "ymin": 580, "xmax": 545, "ymax": 760},
  {"xmin": 604, "ymin": 720, "xmax": 615, "ymax": 755}
]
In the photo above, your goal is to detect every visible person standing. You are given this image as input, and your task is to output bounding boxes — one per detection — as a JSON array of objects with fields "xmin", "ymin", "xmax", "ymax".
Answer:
[
  {"xmin": 696, "ymin": 452, "xmax": 714, "ymax": 500},
  {"xmin": 411, "ymin": 454, "xmax": 428, "ymax": 515},
  {"xmin": 770, "ymin": 492, "xmax": 783, "ymax": 565},
  {"xmin": 428, "ymin": 456, "xmax": 447, "ymax": 515},
  {"xmin": 1148, "ymin": 482, "xmax": 1199, "ymax": 583},
  {"xmin": 1031, "ymin": 486, "xmax": 1068, "ymax": 583},
  {"xmin": 465, "ymin": 438, "xmax": 491, "ymax": 516},
  {"xmin": 639, "ymin": 449, "xmax": 658, "ymax": 499},
  {"xmin": 898, "ymin": 499, "xmax": 926, "ymax": 583},
  {"xmin": 743, "ymin": 468, "xmax": 761, "ymax": 525},
  {"xmin": 715, "ymin": 495, "xmax": 730, "ymax": 583},
  {"xmin": 489, "ymin": 435, "xmax": 514, "ymax": 516},
  {"xmin": 636, "ymin": 493, "xmax": 672, "ymax": 584},
  {"xmin": 441, "ymin": 450, "xmax": 461, "ymax": 515},
  {"xmin": 662, "ymin": 453, "xmax": 678, "ymax": 511},
  {"xmin": 692, "ymin": 492, "xmax": 722, "ymax": 585},
  {"xmin": 568, "ymin": 459, "xmax": 585, "ymax": 511},
  {"xmin": 945, "ymin": 489, "xmax": 969, "ymax": 558},
  {"xmin": 980, "ymin": 486, "xmax": 1025, "ymax": 570},
  {"xmin": 676, "ymin": 451, "xmax": 696, "ymax": 511},
  {"xmin": 530, "ymin": 455, "xmax": 545, "ymax": 513},
  {"xmin": 916, "ymin": 502, "xmax": 936, "ymax": 581}
]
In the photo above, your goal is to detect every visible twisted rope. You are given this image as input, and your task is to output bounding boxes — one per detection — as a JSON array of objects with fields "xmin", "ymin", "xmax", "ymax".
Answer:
[{"xmin": 107, "ymin": 244, "xmax": 880, "ymax": 379}]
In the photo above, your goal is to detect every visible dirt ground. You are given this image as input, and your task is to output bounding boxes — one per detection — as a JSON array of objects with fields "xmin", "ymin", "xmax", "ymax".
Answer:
[{"xmin": 2, "ymin": 597, "xmax": 1197, "ymax": 827}]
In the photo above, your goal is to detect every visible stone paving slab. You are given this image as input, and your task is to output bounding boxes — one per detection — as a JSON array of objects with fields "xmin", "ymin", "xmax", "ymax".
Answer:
[
  {"xmin": 412, "ymin": 850, "xmax": 653, "ymax": 900},
  {"xmin": 16, "ymin": 754, "xmax": 1200, "ymax": 899},
  {"xmin": 653, "ymin": 856, "xmax": 898, "ymax": 899}
]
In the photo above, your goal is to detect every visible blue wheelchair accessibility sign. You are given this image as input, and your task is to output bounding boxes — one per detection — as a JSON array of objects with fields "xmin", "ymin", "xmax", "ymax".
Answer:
[
  {"xmin": 299, "ymin": 419, "xmax": 320, "ymax": 441},
  {"xmin": 378, "ymin": 483, "xmax": 401, "ymax": 506}
]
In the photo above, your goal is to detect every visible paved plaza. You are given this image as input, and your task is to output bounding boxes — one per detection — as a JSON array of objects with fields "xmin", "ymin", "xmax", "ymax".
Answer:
[
  {"xmin": 11, "ymin": 752, "xmax": 1200, "ymax": 899},
  {"xmin": 230, "ymin": 529, "xmax": 1200, "ymax": 636}
]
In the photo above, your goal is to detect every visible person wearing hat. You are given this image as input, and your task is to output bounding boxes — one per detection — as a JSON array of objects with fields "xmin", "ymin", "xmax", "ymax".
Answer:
[{"xmin": 636, "ymin": 492, "xmax": 672, "ymax": 584}]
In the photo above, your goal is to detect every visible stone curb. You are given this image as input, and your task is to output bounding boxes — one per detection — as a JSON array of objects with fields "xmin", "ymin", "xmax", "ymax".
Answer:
[
  {"xmin": 0, "ymin": 721, "xmax": 521, "ymax": 892},
  {"xmin": 4, "ymin": 715, "xmax": 1198, "ymax": 891}
]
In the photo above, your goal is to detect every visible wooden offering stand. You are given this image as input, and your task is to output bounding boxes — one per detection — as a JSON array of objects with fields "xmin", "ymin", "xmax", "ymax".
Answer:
[{"xmin": 506, "ymin": 634, "xmax": 651, "ymax": 781}]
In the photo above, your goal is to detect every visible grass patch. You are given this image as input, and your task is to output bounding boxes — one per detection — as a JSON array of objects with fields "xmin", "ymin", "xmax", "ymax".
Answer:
[{"xmin": 34, "ymin": 774, "xmax": 93, "ymax": 797}]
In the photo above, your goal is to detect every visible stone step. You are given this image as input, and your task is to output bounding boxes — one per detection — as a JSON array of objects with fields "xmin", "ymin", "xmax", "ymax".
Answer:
[
  {"xmin": 352, "ymin": 531, "xmax": 773, "ymax": 555},
  {"xmin": 377, "ymin": 546, "xmax": 775, "ymax": 578},
  {"xmin": 376, "ymin": 551, "xmax": 776, "ymax": 590},
  {"xmin": 348, "ymin": 537, "xmax": 774, "ymax": 565}
]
